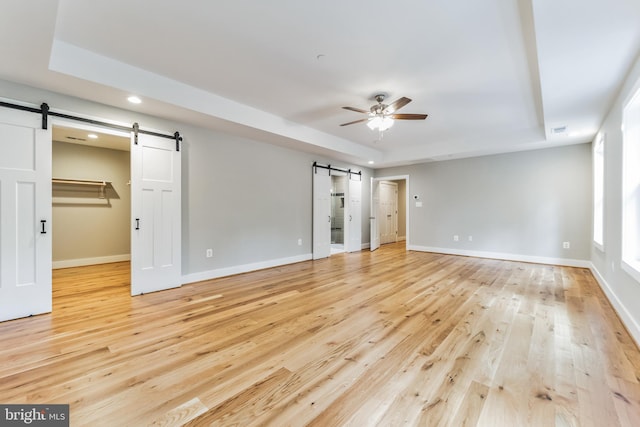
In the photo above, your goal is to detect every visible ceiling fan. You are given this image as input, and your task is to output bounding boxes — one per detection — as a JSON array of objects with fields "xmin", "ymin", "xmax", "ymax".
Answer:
[{"xmin": 340, "ymin": 94, "xmax": 428, "ymax": 132}]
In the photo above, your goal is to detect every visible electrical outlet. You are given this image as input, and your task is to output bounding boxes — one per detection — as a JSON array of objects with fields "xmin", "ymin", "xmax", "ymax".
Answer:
[
  {"xmin": 297, "ymin": 238, "xmax": 302, "ymax": 246},
  {"xmin": 453, "ymin": 235, "xmax": 459, "ymax": 242},
  {"xmin": 563, "ymin": 242, "xmax": 570, "ymax": 249},
  {"xmin": 206, "ymin": 248, "xmax": 213, "ymax": 258},
  {"xmin": 468, "ymin": 236, "xmax": 473, "ymax": 242}
]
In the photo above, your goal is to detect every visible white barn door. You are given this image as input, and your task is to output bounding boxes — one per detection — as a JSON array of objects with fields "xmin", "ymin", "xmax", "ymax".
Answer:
[
  {"xmin": 0, "ymin": 109, "xmax": 52, "ymax": 322},
  {"xmin": 131, "ymin": 132, "xmax": 181, "ymax": 295},
  {"xmin": 313, "ymin": 167, "xmax": 331, "ymax": 260},
  {"xmin": 346, "ymin": 175, "xmax": 361, "ymax": 252}
]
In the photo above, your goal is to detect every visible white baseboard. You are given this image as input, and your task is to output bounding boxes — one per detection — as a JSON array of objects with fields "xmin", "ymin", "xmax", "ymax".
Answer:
[
  {"xmin": 361, "ymin": 243, "xmax": 371, "ymax": 250},
  {"xmin": 398, "ymin": 236, "xmax": 406, "ymax": 242},
  {"xmin": 407, "ymin": 245, "xmax": 591, "ymax": 268},
  {"xmin": 589, "ymin": 263, "xmax": 640, "ymax": 348},
  {"xmin": 53, "ymin": 254, "xmax": 130, "ymax": 269},
  {"xmin": 183, "ymin": 253, "xmax": 313, "ymax": 284}
]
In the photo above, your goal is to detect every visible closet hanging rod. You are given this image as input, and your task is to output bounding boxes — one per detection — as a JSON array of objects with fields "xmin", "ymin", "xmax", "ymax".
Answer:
[{"xmin": 52, "ymin": 178, "xmax": 109, "ymax": 186}]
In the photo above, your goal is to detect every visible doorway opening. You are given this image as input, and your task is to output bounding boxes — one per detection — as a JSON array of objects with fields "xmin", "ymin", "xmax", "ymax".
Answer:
[
  {"xmin": 371, "ymin": 175, "xmax": 409, "ymax": 252},
  {"xmin": 51, "ymin": 123, "xmax": 132, "ymax": 300},
  {"xmin": 312, "ymin": 163, "xmax": 362, "ymax": 260},
  {"xmin": 0, "ymin": 100, "xmax": 184, "ymax": 322},
  {"xmin": 331, "ymin": 174, "xmax": 346, "ymax": 254}
]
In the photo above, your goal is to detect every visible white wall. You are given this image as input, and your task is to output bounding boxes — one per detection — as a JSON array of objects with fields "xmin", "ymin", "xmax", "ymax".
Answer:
[
  {"xmin": 590, "ymin": 55, "xmax": 640, "ymax": 345},
  {"xmin": 376, "ymin": 144, "xmax": 592, "ymax": 266},
  {"xmin": 0, "ymin": 79, "xmax": 371, "ymax": 282}
]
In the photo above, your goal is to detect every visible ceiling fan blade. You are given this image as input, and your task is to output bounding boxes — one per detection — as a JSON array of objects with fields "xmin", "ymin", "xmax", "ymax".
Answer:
[
  {"xmin": 342, "ymin": 106, "xmax": 369, "ymax": 114},
  {"xmin": 385, "ymin": 97, "xmax": 412, "ymax": 113},
  {"xmin": 390, "ymin": 113, "xmax": 428, "ymax": 120},
  {"xmin": 340, "ymin": 118, "xmax": 370, "ymax": 126}
]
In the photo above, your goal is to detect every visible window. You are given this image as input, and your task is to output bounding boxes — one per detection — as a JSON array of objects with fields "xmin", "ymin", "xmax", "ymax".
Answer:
[
  {"xmin": 622, "ymin": 85, "xmax": 640, "ymax": 282},
  {"xmin": 593, "ymin": 133, "xmax": 605, "ymax": 250}
]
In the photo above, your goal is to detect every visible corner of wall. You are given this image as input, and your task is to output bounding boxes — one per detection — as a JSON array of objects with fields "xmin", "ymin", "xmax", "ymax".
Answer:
[{"xmin": 589, "ymin": 262, "xmax": 640, "ymax": 349}]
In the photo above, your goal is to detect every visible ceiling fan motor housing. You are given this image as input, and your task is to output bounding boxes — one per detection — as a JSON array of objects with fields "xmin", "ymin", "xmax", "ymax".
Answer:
[{"xmin": 371, "ymin": 104, "xmax": 386, "ymax": 115}]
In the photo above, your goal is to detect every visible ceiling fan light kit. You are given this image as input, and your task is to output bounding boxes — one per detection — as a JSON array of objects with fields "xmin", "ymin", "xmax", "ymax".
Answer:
[
  {"xmin": 340, "ymin": 94, "xmax": 428, "ymax": 134},
  {"xmin": 367, "ymin": 115, "xmax": 394, "ymax": 131}
]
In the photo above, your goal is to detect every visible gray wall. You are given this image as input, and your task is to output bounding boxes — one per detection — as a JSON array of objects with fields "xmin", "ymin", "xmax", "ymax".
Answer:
[
  {"xmin": 591, "ymin": 55, "xmax": 640, "ymax": 344},
  {"xmin": 376, "ymin": 144, "xmax": 592, "ymax": 261},
  {"xmin": 52, "ymin": 141, "xmax": 130, "ymax": 263},
  {"xmin": 0, "ymin": 79, "xmax": 371, "ymax": 278},
  {"xmin": 181, "ymin": 126, "xmax": 372, "ymax": 274}
]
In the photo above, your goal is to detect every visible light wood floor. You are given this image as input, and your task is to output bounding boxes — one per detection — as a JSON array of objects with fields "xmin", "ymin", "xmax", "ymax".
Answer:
[{"xmin": 1, "ymin": 244, "xmax": 640, "ymax": 426}]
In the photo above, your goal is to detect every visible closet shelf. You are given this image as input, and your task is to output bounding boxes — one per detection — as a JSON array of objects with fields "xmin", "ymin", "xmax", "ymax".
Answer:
[{"xmin": 52, "ymin": 178, "xmax": 111, "ymax": 199}]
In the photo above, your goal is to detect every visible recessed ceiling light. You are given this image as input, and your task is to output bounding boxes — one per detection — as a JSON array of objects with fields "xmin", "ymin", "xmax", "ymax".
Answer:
[
  {"xmin": 127, "ymin": 96, "xmax": 142, "ymax": 104},
  {"xmin": 87, "ymin": 133, "xmax": 98, "ymax": 139},
  {"xmin": 368, "ymin": 160, "xmax": 375, "ymax": 165}
]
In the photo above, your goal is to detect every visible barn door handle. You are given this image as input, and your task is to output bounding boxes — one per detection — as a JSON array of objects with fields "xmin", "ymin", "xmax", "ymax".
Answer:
[
  {"xmin": 40, "ymin": 220, "xmax": 46, "ymax": 234},
  {"xmin": 135, "ymin": 218, "xmax": 140, "ymax": 230},
  {"xmin": 349, "ymin": 215, "xmax": 352, "ymax": 221},
  {"xmin": 328, "ymin": 215, "xmax": 331, "ymax": 223}
]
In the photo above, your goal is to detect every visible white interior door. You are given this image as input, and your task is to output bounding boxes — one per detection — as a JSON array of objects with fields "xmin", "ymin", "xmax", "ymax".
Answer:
[
  {"xmin": 131, "ymin": 132, "xmax": 181, "ymax": 295},
  {"xmin": 0, "ymin": 109, "xmax": 52, "ymax": 322},
  {"xmin": 370, "ymin": 178, "xmax": 380, "ymax": 251},
  {"xmin": 313, "ymin": 167, "xmax": 331, "ymax": 259},
  {"xmin": 379, "ymin": 181, "xmax": 398, "ymax": 244},
  {"xmin": 346, "ymin": 175, "xmax": 362, "ymax": 252}
]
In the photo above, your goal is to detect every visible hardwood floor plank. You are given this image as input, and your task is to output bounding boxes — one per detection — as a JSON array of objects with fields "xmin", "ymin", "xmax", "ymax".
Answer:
[
  {"xmin": 446, "ymin": 380, "xmax": 490, "ymax": 427},
  {"xmin": 147, "ymin": 397, "xmax": 209, "ymax": 427},
  {"xmin": 0, "ymin": 244, "xmax": 639, "ymax": 426},
  {"xmin": 572, "ymin": 340, "xmax": 622, "ymax": 427},
  {"xmin": 475, "ymin": 311, "xmax": 535, "ymax": 426},
  {"xmin": 183, "ymin": 367, "xmax": 294, "ymax": 426},
  {"xmin": 525, "ymin": 302, "xmax": 556, "ymax": 426}
]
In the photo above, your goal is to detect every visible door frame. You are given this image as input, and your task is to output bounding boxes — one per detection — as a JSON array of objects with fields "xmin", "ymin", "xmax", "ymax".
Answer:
[
  {"xmin": 51, "ymin": 118, "xmax": 134, "ymax": 291},
  {"xmin": 371, "ymin": 174, "xmax": 410, "ymax": 249}
]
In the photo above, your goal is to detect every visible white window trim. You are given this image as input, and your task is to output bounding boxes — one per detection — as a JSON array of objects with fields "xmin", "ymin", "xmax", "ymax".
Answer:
[
  {"xmin": 622, "ymin": 260, "xmax": 640, "ymax": 284},
  {"xmin": 621, "ymin": 80, "xmax": 640, "ymax": 283},
  {"xmin": 594, "ymin": 240, "xmax": 605, "ymax": 253}
]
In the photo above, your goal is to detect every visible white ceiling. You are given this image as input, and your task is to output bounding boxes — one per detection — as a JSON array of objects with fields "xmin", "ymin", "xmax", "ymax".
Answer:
[
  {"xmin": 52, "ymin": 126, "xmax": 130, "ymax": 152},
  {"xmin": 1, "ymin": 0, "xmax": 639, "ymax": 168}
]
